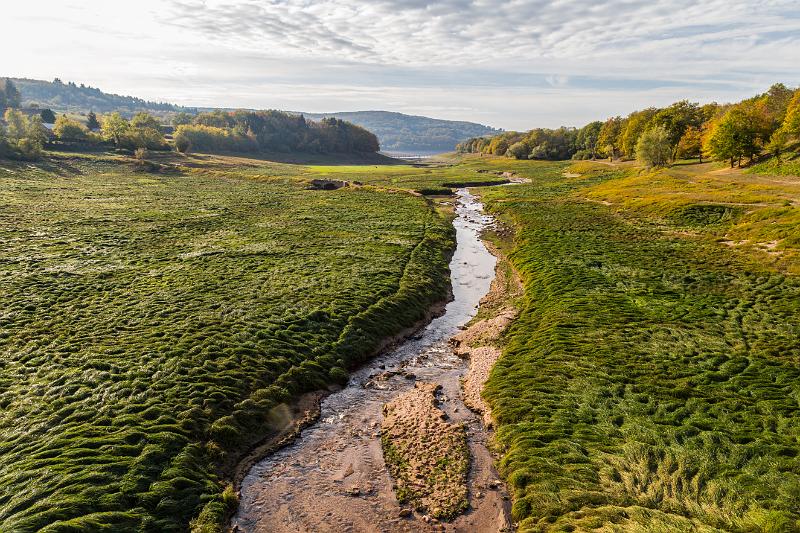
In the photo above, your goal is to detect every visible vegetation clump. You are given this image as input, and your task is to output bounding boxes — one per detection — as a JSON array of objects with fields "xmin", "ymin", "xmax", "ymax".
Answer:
[
  {"xmin": 473, "ymin": 157, "xmax": 800, "ymax": 532},
  {"xmin": 635, "ymin": 124, "xmax": 671, "ymax": 167}
]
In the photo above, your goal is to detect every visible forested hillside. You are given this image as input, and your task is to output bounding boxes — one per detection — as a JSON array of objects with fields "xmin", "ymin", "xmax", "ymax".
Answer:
[
  {"xmin": 302, "ymin": 110, "xmax": 500, "ymax": 154},
  {"xmin": 459, "ymin": 83, "xmax": 800, "ymax": 168},
  {"xmin": 11, "ymin": 78, "xmax": 191, "ymax": 115},
  {"xmin": 8, "ymin": 78, "xmax": 499, "ymax": 154},
  {"xmin": 1, "ymin": 79, "xmax": 380, "ymax": 158}
]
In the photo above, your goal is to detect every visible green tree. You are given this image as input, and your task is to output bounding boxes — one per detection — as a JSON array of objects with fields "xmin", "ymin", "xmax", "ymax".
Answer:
[
  {"xmin": 676, "ymin": 126, "xmax": 703, "ymax": 162},
  {"xmin": 576, "ymin": 121, "xmax": 602, "ymax": 159},
  {"xmin": 101, "ymin": 113, "xmax": 130, "ymax": 146},
  {"xmin": 598, "ymin": 117, "xmax": 623, "ymax": 159},
  {"xmin": 54, "ymin": 116, "xmax": 88, "ymax": 141},
  {"xmin": 766, "ymin": 128, "xmax": 789, "ymax": 161},
  {"xmin": 636, "ymin": 125, "xmax": 672, "ymax": 167},
  {"xmin": 620, "ymin": 108, "xmax": 657, "ymax": 158},
  {"xmin": 651, "ymin": 100, "xmax": 702, "ymax": 160},
  {"xmin": 124, "ymin": 126, "xmax": 165, "ymax": 150},
  {"xmin": 26, "ymin": 115, "xmax": 48, "ymax": 147},
  {"xmin": 759, "ymin": 83, "xmax": 794, "ymax": 129},
  {"xmin": 130, "ymin": 112, "xmax": 160, "ymax": 130},
  {"xmin": 506, "ymin": 141, "xmax": 529, "ymax": 159},
  {"xmin": 125, "ymin": 113, "xmax": 165, "ymax": 150},
  {"xmin": 2, "ymin": 79, "xmax": 21, "ymax": 109},
  {"xmin": 3, "ymin": 109, "xmax": 45, "ymax": 160},
  {"xmin": 172, "ymin": 112, "xmax": 194, "ymax": 126},
  {"xmin": 40, "ymin": 109, "xmax": 56, "ymax": 124},
  {"xmin": 4, "ymin": 108, "xmax": 28, "ymax": 141},
  {"xmin": 0, "ymin": 121, "xmax": 7, "ymax": 157},
  {"xmin": 86, "ymin": 111, "xmax": 101, "ymax": 131},
  {"xmin": 704, "ymin": 106, "xmax": 760, "ymax": 167}
]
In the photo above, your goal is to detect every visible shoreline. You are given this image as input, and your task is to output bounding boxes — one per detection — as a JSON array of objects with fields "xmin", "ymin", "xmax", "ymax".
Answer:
[{"xmin": 376, "ymin": 190, "xmax": 522, "ymax": 529}]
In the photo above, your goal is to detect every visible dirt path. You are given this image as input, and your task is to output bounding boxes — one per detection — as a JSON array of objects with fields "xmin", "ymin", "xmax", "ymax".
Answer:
[{"xmin": 231, "ymin": 189, "xmax": 512, "ymax": 533}]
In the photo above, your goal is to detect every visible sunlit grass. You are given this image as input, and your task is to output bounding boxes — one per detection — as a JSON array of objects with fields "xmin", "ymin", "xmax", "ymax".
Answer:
[{"xmin": 467, "ymin": 156, "xmax": 800, "ymax": 532}]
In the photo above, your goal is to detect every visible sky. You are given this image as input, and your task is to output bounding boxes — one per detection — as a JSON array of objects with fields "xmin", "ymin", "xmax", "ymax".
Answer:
[{"xmin": 3, "ymin": 0, "xmax": 800, "ymax": 130}]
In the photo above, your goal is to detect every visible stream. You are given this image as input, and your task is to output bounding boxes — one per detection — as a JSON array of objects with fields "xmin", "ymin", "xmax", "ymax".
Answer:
[{"xmin": 232, "ymin": 189, "xmax": 512, "ymax": 532}]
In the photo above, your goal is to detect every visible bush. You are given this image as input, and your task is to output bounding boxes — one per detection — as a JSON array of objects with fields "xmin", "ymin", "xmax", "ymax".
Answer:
[
  {"xmin": 134, "ymin": 148, "xmax": 148, "ymax": 166},
  {"xmin": 506, "ymin": 141, "xmax": 530, "ymax": 160},
  {"xmin": 16, "ymin": 137, "xmax": 43, "ymax": 160},
  {"xmin": 54, "ymin": 115, "xmax": 88, "ymax": 141},
  {"xmin": 120, "ymin": 127, "xmax": 168, "ymax": 151},
  {"xmin": 571, "ymin": 149, "xmax": 593, "ymax": 160},
  {"xmin": 2, "ymin": 109, "xmax": 45, "ymax": 160}
]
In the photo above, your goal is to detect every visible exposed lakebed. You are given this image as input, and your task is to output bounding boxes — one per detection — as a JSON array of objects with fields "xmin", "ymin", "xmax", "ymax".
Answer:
[{"xmin": 232, "ymin": 189, "xmax": 511, "ymax": 532}]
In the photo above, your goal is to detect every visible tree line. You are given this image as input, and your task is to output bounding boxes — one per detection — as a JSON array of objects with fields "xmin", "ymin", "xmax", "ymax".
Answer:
[
  {"xmin": 2, "ymin": 84, "xmax": 380, "ymax": 160},
  {"xmin": 173, "ymin": 110, "xmax": 379, "ymax": 154},
  {"xmin": 457, "ymin": 83, "xmax": 800, "ymax": 168}
]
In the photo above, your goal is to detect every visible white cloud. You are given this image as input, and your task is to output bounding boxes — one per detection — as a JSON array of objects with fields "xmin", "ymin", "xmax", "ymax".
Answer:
[{"xmin": 2, "ymin": 0, "xmax": 799, "ymax": 129}]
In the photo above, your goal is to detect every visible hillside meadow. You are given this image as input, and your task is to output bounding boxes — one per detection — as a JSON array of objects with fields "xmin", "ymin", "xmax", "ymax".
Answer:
[
  {"xmin": 468, "ymin": 155, "xmax": 800, "ymax": 531},
  {"xmin": 0, "ymin": 151, "xmax": 480, "ymax": 531}
]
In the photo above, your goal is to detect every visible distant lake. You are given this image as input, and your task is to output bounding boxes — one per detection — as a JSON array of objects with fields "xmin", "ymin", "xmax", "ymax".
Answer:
[{"xmin": 381, "ymin": 150, "xmax": 442, "ymax": 159}]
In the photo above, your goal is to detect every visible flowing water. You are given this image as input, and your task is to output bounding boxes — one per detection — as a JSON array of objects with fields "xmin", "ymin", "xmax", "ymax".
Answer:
[{"xmin": 232, "ymin": 189, "xmax": 511, "ymax": 532}]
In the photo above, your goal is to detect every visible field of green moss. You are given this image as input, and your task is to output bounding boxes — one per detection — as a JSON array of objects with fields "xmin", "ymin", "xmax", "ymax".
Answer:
[
  {"xmin": 3, "ymin": 148, "xmax": 799, "ymax": 532},
  {"xmin": 473, "ymin": 157, "xmax": 800, "ymax": 531},
  {"xmin": 0, "ymin": 152, "xmax": 458, "ymax": 531}
]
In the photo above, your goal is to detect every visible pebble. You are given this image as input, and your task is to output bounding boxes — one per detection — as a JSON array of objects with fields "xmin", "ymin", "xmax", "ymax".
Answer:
[{"xmin": 398, "ymin": 508, "xmax": 412, "ymax": 518}]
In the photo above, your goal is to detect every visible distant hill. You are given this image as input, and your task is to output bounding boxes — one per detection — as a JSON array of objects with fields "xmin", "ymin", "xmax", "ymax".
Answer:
[
  {"xmin": 10, "ymin": 78, "xmax": 500, "ymax": 153},
  {"xmin": 302, "ymin": 111, "xmax": 500, "ymax": 154},
  {"xmin": 11, "ymin": 78, "xmax": 193, "ymax": 116}
]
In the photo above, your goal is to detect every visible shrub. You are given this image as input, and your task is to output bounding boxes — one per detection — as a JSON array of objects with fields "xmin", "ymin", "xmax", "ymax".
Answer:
[
  {"xmin": 16, "ymin": 137, "xmax": 43, "ymax": 160},
  {"xmin": 507, "ymin": 141, "xmax": 530, "ymax": 160},
  {"xmin": 54, "ymin": 115, "xmax": 88, "ymax": 141},
  {"xmin": 134, "ymin": 148, "xmax": 148, "ymax": 166},
  {"xmin": 571, "ymin": 149, "xmax": 593, "ymax": 160}
]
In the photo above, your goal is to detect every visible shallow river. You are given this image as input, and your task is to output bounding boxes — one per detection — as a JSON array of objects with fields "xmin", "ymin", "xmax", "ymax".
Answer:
[{"xmin": 232, "ymin": 189, "xmax": 511, "ymax": 532}]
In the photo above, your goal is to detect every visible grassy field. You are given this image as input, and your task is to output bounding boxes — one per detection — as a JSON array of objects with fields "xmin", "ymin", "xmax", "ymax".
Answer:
[
  {"xmin": 306, "ymin": 160, "xmax": 509, "ymax": 194},
  {"xmin": 0, "ymin": 151, "xmax": 459, "ymax": 531},
  {"xmin": 3, "ymin": 148, "xmax": 799, "ymax": 532},
  {"xmin": 470, "ymin": 156, "xmax": 800, "ymax": 531}
]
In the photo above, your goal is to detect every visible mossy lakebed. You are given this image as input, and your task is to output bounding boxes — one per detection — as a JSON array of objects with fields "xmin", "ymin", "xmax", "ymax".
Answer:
[
  {"xmin": 2, "ymin": 150, "xmax": 799, "ymax": 532},
  {"xmin": 477, "ymin": 158, "xmax": 800, "ymax": 531},
  {"xmin": 0, "ymin": 152, "xmax": 458, "ymax": 531}
]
